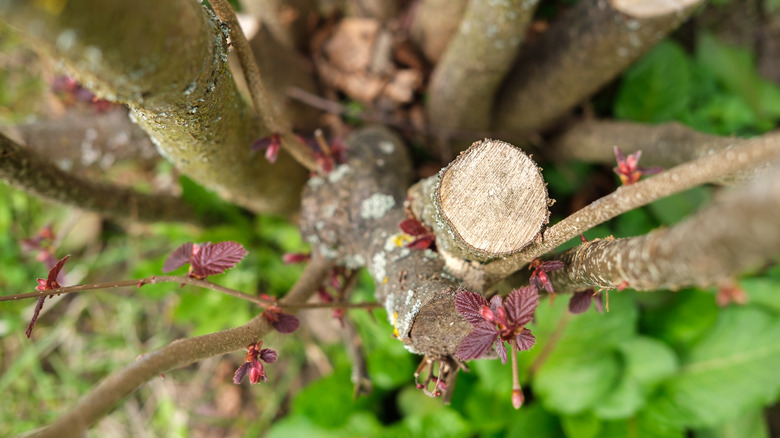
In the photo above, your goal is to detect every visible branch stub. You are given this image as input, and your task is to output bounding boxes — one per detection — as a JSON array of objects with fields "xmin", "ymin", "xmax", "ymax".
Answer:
[{"xmin": 434, "ymin": 139, "xmax": 549, "ymax": 261}]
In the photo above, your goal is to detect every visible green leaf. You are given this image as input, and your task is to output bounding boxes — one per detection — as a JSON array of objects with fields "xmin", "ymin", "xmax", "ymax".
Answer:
[
  {"xmin": 291, "ymin": 369, "xmax": 362, "ymax": 428},
  {"xmin": 350, "ymin": 309, "xmax": 416, "ymax": 390},
  {"xmin": 595, "ymin": 337, "xmax": 677, "ymax": 419},
  {"xmin": 267, "ymin": 411, "xmax": 383, "ymax": 438},
  {"xmin": 741, "ymin": 276, "xmax": 780, "ymax": 315},
  {"xmin": 640, "ymin": 289, "xmax": 719, "ymax": 351},
  {"xmin": 599, "ymin": 413, "xmax": 685, "ymax": 438},
  {"xmin": 533, "ymin": 291, "xmax": 639, "ymax": 358},
  {"xmin": 694, "ymin": 408, "xmax": 770, "ymax": 438},
  {"xmin": 593, "ymin": 378, "xmax": 646, "ymax": 420},
  {"xmin": 618, "ymin": 336, "xmax": 678, "ymax": 387},
  {"xmin": 388, "ymin": 404, "xmax": 471, "ymax": 438},
  {"xmin": 535, "ymin": 350, "xmax": 622, "ymax": 414},
  {"xmin": 615, "ymin": 40, "xmax": 692, "ymax": 123},
  {"xmin": 645, "ymin": 307, "xmax": 780, "ymax": 428},
  {"xmin": 543, "ymin": 161, "xmax": 595, "ymax": 198},
  {"xmin": 561, "ymin": 411, "xmax": 602, "ymax": 438},
  {"xmin": 179, "ymin": 175, "xmax": 249, "ymax": 225},
  {"xmin": 461, "ymin": 386, "xmax": 516, "ymax": 432},
  {"xmin": 614, "ymin": 208, "xmax": 658, "ymax": 238},
  {"xmin": 647, "ymin": 186, "xmax": 711, "ymax": 226},
  {"xmin": 506, "ymin": 402, "xmax": 566, "ymax": 438}
]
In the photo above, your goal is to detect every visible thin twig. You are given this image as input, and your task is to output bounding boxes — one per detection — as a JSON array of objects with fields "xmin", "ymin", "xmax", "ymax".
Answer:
[
  {"xmin": 209, "ymin": 0, "xmax": 318, "ymax": 171},
  {"xmin": 1, "ymin": 275, "xmax": 380, "ymax": 311},
  {"xmin": 28, "ymin": 257, "xmax": 335, "ymax": 438}
]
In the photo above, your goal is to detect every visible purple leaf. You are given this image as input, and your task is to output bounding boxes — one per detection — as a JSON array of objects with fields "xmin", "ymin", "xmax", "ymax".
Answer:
[
  {"xmin": 505, "ymin": 287, "xmax": 539, "ymax": 326},
  {"xmin": 163, "ymin": 242, "xmax": 194, "ymax": 273},
  {"xmin": 569, "ymin": 290, "xmax": 594, "ymax": 314},
  {"xmin": 251, "ymin": 136, "xmax": 274, "ymax": 152},
  {"xmin": 191, "ymin": 241, "xmax": 248, "ymax": 278},
  {"xmin": 495, "ymin": 339, "xmax": 508, "ymax": 364},
  {"xmin": 250, "ymin": 359, "xmax": 267, "ymax": 383},
  {"xmin": 489, "ymin": 294, "xmax": 503, "ymax": 314},
  {"xmin": 272, "ymin": 312, "xmax": 300, "ymax": 334},
  {"xmin": 265, "ymin": 141, "xmax": 280, "ymax": 163},
  {"xmin": 259, "ymin": 348, "xmax": 278, "ymax": 363},
  {"xmin": 516, "ymin": 328, "xmax": 536, "ymax": 351},
  {"xmin": 45, "ymin": 255, "xmax": 70, "ymax": 288},
  {"xmin": 233, "ymin": 362, "xmax": 251, "ymax": 384},
  {"xmin": 406, "ymin": 234, "xmax": 435, "ymax": 250},
  {"xmin": 27, "ymin": 255, "xmax": 70, "ymax": 339},
  {"xmin": 25, "ymin": 296, "xmax": 46, "ymax": 339},
  {"xmin": 455, "ymin": 290, "xmax": 489, "ymax": 326},
  {"xmin": 399, "ymin": 218, "xmax": 428, "ymax": 236},
  {"xmin": 540, "ymin": 260, "xmax": 565, "ymax": 271},
  {"xmin": 455, "ymin": 322, "xmax": 498, "ymax": 361}
]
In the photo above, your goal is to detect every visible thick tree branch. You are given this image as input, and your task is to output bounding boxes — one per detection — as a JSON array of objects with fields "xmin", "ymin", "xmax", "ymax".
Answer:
[
  {"xmin": 28, "ymin": 256, "xmax": 334, "ymax": 438},
  {"xmin": 300, "ymin": 127, "xmax": 476, "ymax": 356},
  {"xmin": 241, "ymin": 0, "xmax": 316, "ymax": 51},
  {"xmin": 548, "ymin": 166, "xmax": 780, "ymax": 293},
  {"xmin": 554, "ymin": 120, "xmax": 774, "ymax": 184},
  {"xmin": 492, "ymin": 0, "xmax": 704, "ymax": 137},
  {"xmin": 13, "ymin": 107, "xmax": 158, "ymax": 171},
  {"xmin": 426, "ymin": 0, "xmax": 537, "ymax": 148},
  {"xmin": 0, "ymin": 0, "xmax": 308, "ymax": 213},
  {"xmin": 1, "ymin": 132, "xmax": 200, "ymax": 224},
  {"xmin": 410, "ymin": 0, "xmax": 468, "ymax": 64}
]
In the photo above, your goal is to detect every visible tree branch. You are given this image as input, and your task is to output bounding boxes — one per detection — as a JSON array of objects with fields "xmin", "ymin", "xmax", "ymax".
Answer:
[
  {"xmin": 409, "ymin": 0, "xmax": 468, "ymax": 64},
  {"xmin": 548, "ymin": 166, "xmax": 780, "ymax": 293},
  {"xmin": 426, "ymin": 0, "xmax": 537, "ymax": 150},
  {"xmin": 0, "ymin": 0, "xmax": 308, "ymax": 213},
  {"xmin": 0, "ymin": 274, "xmax": 379, "ymax": 311},
  {"xmin": 492, "ymin": 0, "xmax": 704, "ymax": 137},
  {"xmin": 28, "ymin": 256, "xmax": 334, "ymax": 438},
  {"xmin": 210, "ymin": 0, "xmax": 319, "ymax": 172},
  {"xmin": 14, "ymin": 107, "xmax": 158, "ymax": 172},
  {"xmin": 0, "ymin": 132, "xmax": 200, "ymax": 224},
  {"xmin": 553, "ymin": 120, "xmax": 774, "ymax": 184}
]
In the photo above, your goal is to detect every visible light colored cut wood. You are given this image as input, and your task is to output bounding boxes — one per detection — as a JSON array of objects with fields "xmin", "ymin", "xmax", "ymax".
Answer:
[
  {"xmin": 610, "ymin": 0, "xmax": 700, "ymax": 18},
  {"xmin": 436, "ymin": 139, "xmax": 548, "ymax": 257}
]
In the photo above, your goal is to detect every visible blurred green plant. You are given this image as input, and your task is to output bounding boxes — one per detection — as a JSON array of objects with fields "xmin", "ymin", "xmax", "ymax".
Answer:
[{"xmin": 615, "ymin": 35, "xmax": 780, "ymax": 136}]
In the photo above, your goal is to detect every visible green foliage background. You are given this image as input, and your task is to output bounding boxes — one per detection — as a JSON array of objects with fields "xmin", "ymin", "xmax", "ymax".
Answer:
[{"xmin": 1, "ymin": 15, "xmax": 780, "ymax": 438}]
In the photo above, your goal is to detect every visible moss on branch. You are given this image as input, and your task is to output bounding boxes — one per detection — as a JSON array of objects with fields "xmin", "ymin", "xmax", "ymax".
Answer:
[{"xmin": 0, "ymin": 0, "xmax": 307, "ymax": 213}]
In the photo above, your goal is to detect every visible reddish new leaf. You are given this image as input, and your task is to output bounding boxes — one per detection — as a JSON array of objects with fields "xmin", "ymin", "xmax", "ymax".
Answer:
[
  {"xmin": 407, "ymin": 234, "xmax": 435, "ymax": 250},
  {"xmin": 569, "ymin": 290, "xmax": 594, "ymax": 314},
  {"xmin": 456, "ymin": 322, "xmax": 498, "ymax": 361},
  {"xmin": 455, "ymin": 290, "xmax": 490, "ymax": 327},
  {"xmin": 25, "ymin": 297, "xmax": 46, "ymax": 339},
  {"xmin": 190, "ymin": 241, "xmax": 248, "ymax": 278},
  {"xmin": 399, "ymin": 218, "xmax": 428, "ymax": 236},
  {"xmin": 282, "ymin": 252, "xmax": 310, "ymax": 264},
  {"xmin": 263, "ymin": 307, "xmax": 300, "ymax": 334},
  {"xmin": 515, "ymin": 328, "xmax": 536, "ymax": 351},
  {"xmin": 259, "ymin": 348, "xmax": 278, "ymax": 363},
  {"xmin": 273, "ymin": 313, "xmax": 300, "ymax": 334},
  {"xmin": 504, "ymin": 287, "xmax": 539, "ymax": 326},
  {"xmin": 495, "ymin": 338, "xmax": 508, "ymax": 364},
  {"xmin": 26, "ymin": 254, "xmax": 70, "ymax": 339},
  {"xmin": 233, "ymin": 362, "xmax": 251, "ymax": 384},
  {"xmin": 163, "ymin": 242, "xmax": 194, "ymax": 273}
]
